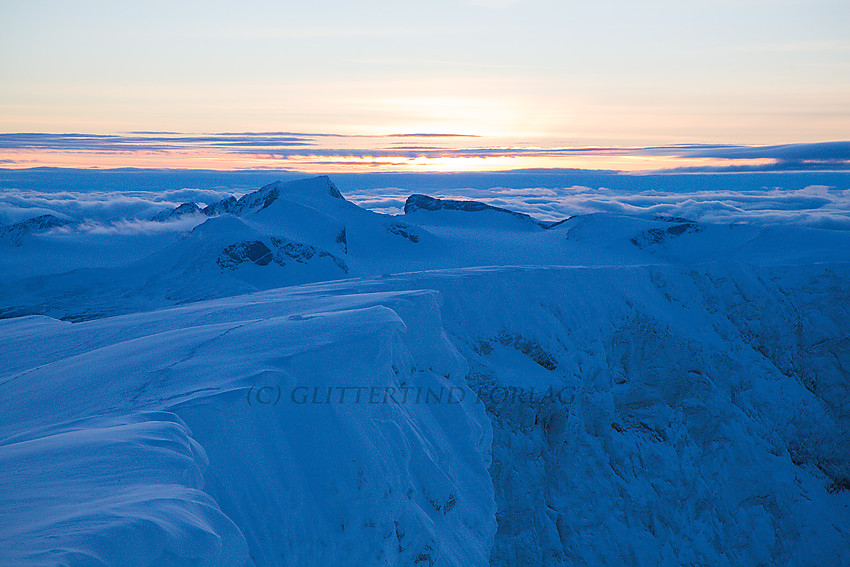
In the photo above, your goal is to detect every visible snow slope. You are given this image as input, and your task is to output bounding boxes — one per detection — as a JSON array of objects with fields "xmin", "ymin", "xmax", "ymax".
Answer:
[
  {"xmin": 0, "ymin": 288, "xmax": 494, "ymax": 566},
  {"xmin": 1, "ymin": 176, "xmax": 849, "ymax": 566}
]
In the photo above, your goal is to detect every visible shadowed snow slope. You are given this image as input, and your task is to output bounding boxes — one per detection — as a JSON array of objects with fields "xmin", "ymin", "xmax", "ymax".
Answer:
[
  {"xmin": 0, "ymin": 288, "xmax": 494, "ymax": 566},
  {"xmin": 1, "ymin": 176, "xmax": 849, "ymax": 566},
  {"xmin": 1, "ymin": 264, "xmax": 849, "ymax": 566}
]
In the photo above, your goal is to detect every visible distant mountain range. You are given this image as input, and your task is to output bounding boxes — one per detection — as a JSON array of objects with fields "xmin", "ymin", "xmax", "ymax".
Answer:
[{"xmin": 2, "ymin": 175, "xmax": 849, "ymax": 321}]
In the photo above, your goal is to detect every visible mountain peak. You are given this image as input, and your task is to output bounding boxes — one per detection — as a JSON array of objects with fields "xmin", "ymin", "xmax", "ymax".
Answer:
[
  {"xmin": 0, "ymin": 214, "xmax": 74, "ymax": 246},
  {"xmin": 261, "ymin": 176, "xmax": 345, "ymax": 201},
  {"xmin": 202, "ymin": 196, "xmax": 237, "ymax": 216},
  {"xmin": 221, "ymin": 176, "xmax": 346, "ymax": 216},
  {"xmin": 404, "ymin": 194, "xmax": 565, "ymax": 228},
  {"xmin": 1, "ymin": 214, "xmax": 72, "ymax": 234},
  {"xmin": 152, "ymin": 202, "xmax": 201, "ymax": 222}
]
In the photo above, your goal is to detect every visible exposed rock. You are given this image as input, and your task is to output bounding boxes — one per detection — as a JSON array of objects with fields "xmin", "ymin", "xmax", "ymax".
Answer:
[
  {"xmin": 152, "ymin": 202, "xmax": 201, "ymax": 222},
  {"xmin": 202, "ymin": 196, "xmax": 238, "ymax": 216},
  {"xmin": 630, "ymin": 222, "xmax": 702, "ymax": 249},
  {"xmin": 216, "ymin": 240, "xmax": 274, "ymax": 269},
  {"xmin": 0, "ymin": 214, "xmax": 73, "ymax": 245},
  {"xmin": 404, "ymin": 194, "xmax": 567, "ymax": 229}
]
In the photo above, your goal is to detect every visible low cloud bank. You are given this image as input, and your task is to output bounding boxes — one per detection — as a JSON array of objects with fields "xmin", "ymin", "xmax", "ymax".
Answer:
[
  {"xmin": 0, "ymin": 188, "xmax": 237, "ymax": 226},
  {"xmin": 1, "ymin": 171, "xmax": 848, "ymax": 231},
  {"xmin": 345, "ymin": 184, "xmax": 850, "ymax": 230}
]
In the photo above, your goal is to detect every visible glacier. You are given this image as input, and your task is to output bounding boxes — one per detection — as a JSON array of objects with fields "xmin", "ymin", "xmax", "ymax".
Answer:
[{"xmin": 0, "ymin": 176, "xmax": 848, "ymax": 566}]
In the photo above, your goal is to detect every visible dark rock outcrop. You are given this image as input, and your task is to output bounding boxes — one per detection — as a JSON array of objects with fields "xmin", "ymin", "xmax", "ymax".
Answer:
[
  {"xmin": 153, "ymin": 202, "xmax": 201, "ymax": 222},
  {"xmin": 404, "ymin": 194, "xmax": 567, "ymax": 229},
  {"xmin": 0, "ymin": 214, "xmax": 73, "ymax": 245},
  {"xmin": 202, "ymin": 196, "xmax": 238, "ymax": 216}
]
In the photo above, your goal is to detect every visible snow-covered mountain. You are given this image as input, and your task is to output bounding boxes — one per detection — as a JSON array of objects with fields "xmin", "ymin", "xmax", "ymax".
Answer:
[
  {"xmin": 2, "ymin": 175, "xmax": 849, "ymax": 321},
  {"xmin": 151, "ymin": 201, "xmax": 202, "ymax": 222},
  {"xmin": 1, "ymin": 176, "xmax": 848, "ymax": 566},
  {"xmin": 0, "ymin": 214, "xmax": 73, "ymax": 246}
]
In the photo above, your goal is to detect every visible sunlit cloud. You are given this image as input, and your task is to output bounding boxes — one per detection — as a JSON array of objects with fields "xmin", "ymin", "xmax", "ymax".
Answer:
[{"xmin": 0, "ymin": 133, "xmax": 847, "ymax": 173}]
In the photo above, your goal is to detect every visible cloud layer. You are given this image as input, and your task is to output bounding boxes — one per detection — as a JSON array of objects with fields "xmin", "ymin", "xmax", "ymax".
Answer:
[
  {"xmin": 343, "ymin": 184, "xmax": 850, "ymax": 230},
  {"xmin": 0, "ymin": 187, "xmax": 236, "ymax": 226},
  {"xmin": 1, "ymin": 169, "xmax": 848, "ymax": 231},
  {"xmin": 1, "ymin": 133, "xmax": 848, "ymax": 173}
]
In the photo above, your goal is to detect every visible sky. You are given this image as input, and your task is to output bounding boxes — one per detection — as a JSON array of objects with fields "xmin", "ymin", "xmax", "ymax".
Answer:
[{"xmin": 1, "ymin": 0, "xmax": 849, "ymax": 172}]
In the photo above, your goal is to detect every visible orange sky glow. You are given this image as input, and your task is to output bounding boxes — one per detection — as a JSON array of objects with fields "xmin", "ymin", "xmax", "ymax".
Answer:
[
  {"xmin": 0, "ymin": 146, "xmax": 781, "ymax": 173},
  {"xmin": 1, "ymin": 1, "xmax": 848, "ymax": 174}
]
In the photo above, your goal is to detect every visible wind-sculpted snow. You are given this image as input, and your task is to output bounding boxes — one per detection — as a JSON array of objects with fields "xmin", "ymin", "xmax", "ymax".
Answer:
[
  {"xmin": 2, "ymin": 264, "xmax": 849, "ymax": 565},
  {"xmin": 0, "ymin": 412, "xmax": 247, "ymax": 566},
  {"xmin": 0, "ymin": 288, "xmax": 495, "ymax": 567},
  {"xmin": 1, "ymin": 176, "xmax": 849, "ymax": 566}
]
